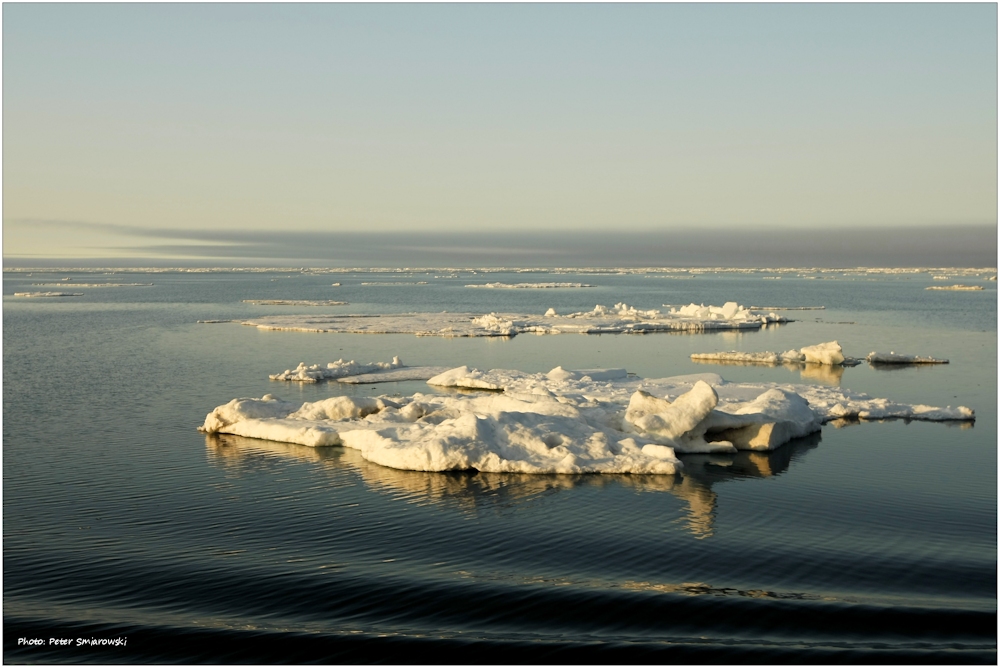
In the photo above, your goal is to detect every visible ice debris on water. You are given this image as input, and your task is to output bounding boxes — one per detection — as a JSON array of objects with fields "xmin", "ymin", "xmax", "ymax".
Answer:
[{"xmin": 201, "ymin": 363, "xmax": 974, "ymax": 475}]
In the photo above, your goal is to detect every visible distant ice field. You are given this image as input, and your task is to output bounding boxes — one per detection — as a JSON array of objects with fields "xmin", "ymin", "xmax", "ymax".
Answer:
[{"xmin": 3, "ymin": 268, "xmax": 996, "ymax": 663}]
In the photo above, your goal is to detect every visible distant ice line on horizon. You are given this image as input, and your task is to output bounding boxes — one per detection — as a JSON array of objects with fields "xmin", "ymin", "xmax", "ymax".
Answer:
[
  {"xmin": 4, "ymin": 266, "xmax": 997, "ymax": 275},
  {"xmin": 13, "ymin": 292, "xmax": 84, "ymax": 297},
  {"xmin": 243, "ymin": 299, "xmax": 349, "ymax": 306},
  {"xmin": 29, "ymin": 282, "xmax": 154, "ymax": 287},
  {"xmin": 465, "ymin": 282, "xmax": 595, "ymax": 289}
]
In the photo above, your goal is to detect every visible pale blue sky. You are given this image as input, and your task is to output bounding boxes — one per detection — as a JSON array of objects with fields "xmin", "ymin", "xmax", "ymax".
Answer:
[{"xmin": 3, "ymin": 3, "xmax": 997, "ymax": 261}]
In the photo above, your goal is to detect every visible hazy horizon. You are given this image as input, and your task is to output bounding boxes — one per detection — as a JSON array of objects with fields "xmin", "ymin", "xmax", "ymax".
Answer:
[
  {"xmin": 4, "ymin": 3, "xmax": 997, "ymax": 264},
  {"xmin": 3, "ymin": 224, "xmax": 996, "ymax": 269}
]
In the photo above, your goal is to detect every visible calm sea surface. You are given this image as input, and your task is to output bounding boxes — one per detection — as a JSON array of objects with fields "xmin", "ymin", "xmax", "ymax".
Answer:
[{"xmin": 4, "ymin": 269, "xmax": 996, "ymax": 663}]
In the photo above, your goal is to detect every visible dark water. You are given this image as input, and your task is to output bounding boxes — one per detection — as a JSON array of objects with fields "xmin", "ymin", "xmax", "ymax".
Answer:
[{"xmin": 4, "ymin": 269, "xmax": 996, "ymax": 663}]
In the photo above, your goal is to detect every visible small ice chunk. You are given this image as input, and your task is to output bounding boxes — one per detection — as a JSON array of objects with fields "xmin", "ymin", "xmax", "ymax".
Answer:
[
  {"xmin": 799, "ymin": 341, "xmax": 845, "ymax": 366},
  {"xmin": 719, "ymin": 301, "xmax": 740, "ymax": 319},
  {"xmin": 270, "ymin": 357, "xmax": 405, "ymax": 382},
  {"xmin": 546, "ymin": 366, "xmax": 627, "ymax": 382},
  {"xmin": 866, "ymin": 352, "xmax": 949, "ymax": 365}
]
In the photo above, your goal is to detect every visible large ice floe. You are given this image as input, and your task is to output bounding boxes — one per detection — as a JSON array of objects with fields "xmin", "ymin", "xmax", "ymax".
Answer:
[
  {"xmin": 201, "ymin": 361, "xmax": 974, "ymax": 475},
  {"xmin": 233, "ymin": 301, "xmax": 787, "ymax": 338},
  {"xmin": 691, "ymin": 341, "xmax": 853, "ymax": 366}
]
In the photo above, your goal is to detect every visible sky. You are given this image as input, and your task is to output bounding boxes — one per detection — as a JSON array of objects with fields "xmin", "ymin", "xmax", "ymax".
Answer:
[{"xmin": 3, "ymin": 3, "xmax": 997, "ymax": 266}]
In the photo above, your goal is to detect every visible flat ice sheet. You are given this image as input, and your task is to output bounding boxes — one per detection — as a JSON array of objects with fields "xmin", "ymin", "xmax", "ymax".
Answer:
[
  {"xmin": 236, "ymin": 302, "xmax": 788, "ymax": 338},
  {"xmin": 202, "ymin": 364, "xmax": 973, "ymax": 476}
]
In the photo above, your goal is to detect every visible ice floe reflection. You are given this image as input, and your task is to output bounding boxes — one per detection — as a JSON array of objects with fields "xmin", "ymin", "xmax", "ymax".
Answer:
[
  {"xmin": 690, "ymin": 358, "xmax": 846, "ymax": 386},
  {"xmin": 205, "ymin": 431, "xmax": 821, "ymax": 539}
]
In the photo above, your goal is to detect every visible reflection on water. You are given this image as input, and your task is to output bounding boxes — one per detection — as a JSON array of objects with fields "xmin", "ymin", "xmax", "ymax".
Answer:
[
  {"xmin": 206, "ymin": 434, "xmax": 347, "ymax": 470},
  {"xmin": 827, "ymin": 416, "xmax": 973, "ymax": 430},
  {"xmin": 206, "ymin": 431, "xmax": 821, "ymax": 539},
  {"xmin": 690, "ymin": 358, "xmax": 844, "ymax": 385},
  {"xmin": 798, "ymin": 362, "xmax": 844, "ymax": 384},
  {"xmin": 674, "ymin": 432, "xmax": 822, "ymax": 538},
  {"xmin": 868, "ymin": 362, "xmax": 944, "ymax": 374}
]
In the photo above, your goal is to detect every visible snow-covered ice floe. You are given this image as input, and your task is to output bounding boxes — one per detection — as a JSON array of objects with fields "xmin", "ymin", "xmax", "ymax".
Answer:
[
  {"xmin": 243, "ymin": 299, "xmax": 348, "ymax": 306},
  {"xmin": 14, "ymin": 292, "xmax": 84, "ymax": 297},
  {"xmin": 465, "ymin": 282, "xmax": 594, "ymax": 289},
  {"xmin": 866, "ymin": 352, "xmax": 949, "ymax": 365},
  {"xmin": 200, "ymin": 365, "xmax": 973, "ymax": 475},
  {"xmin": 269, "ymin": 357, "xmax": 451, "ymax": 384},
  {"xmin": 235, "ymin": 302, "xmax": 788, "ymax": 338},
  {"xmin": 690, "ymin": 341, "xmax": 859, "ymax": 366}
]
